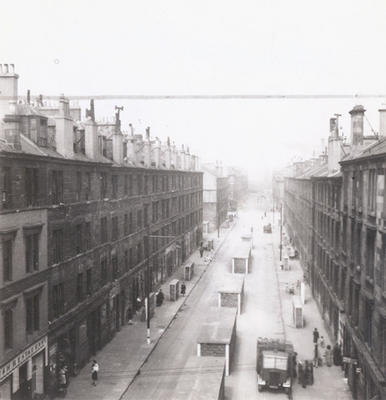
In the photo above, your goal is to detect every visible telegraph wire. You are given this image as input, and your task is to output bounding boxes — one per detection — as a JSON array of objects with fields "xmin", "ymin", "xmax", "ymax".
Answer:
[{"xmin": 8, "ymin": 93, "xmax": 386, "ymax": 101}]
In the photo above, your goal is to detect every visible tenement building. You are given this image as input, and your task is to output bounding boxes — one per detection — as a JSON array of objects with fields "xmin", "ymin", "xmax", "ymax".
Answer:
[
  {"xmin": 284, "ymin": 158, "xmax": 325, "ymax": 281},
  {"xmin": 226, "ymin": 166, "xmax": 248, "ymax": 211},
  {"xmin": 0, "ymin": 65, "xmax": 203, "ymax": 399},
  {"xmin": 202, "ymin": 162, "xmax": 229, "ymax": 233},
  {"xmin": 283, "ymin": 105, "xmax": 386, "ymax": 400}
]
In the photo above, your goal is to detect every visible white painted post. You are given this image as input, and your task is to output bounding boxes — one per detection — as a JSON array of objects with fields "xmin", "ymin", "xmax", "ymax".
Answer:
[
  {"xmin": 232, "ymin": 258, "xmax": 235, "ymax": 274},
  {"xmin": 27, "ymin": 359, "xmax": 32, "ymax": 380},
  {"xmin": 300, "ymin": 282, "xmax": 305, "ymax": 305},
  {"xmin": 197, "ymin": 343, "xmax": 201, "ymax": 357},
  {"xmin": 218, "ymin": 293, "xmax": 222, "ymax": 308},
  {"xmin": 225, "ymin": 344, "xmax": 230, "ymax": 376},
  {"xmin": 237, "ymin": 294, "xmax": 241, "ymax": 315},
  {"xmin": 245, "ymin": 258, "xmax": 249, "ymax": 274}
]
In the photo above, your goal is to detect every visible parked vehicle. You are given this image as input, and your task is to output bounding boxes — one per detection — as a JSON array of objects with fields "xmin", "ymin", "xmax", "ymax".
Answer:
[
  {"xmin": 263, "ymin": 223, "xmax": 272, "ymax": 233},
  {"xmin": 256, "ymin": 338, "xmax": 294, "ymax": 396}
]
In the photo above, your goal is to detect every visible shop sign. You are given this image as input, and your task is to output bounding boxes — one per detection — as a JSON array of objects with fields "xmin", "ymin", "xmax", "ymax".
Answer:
[
  {"xmin": 342, "ymin": 357, "xmax": 357, "ymax": 364},
  {"xmin": 0, "ymin": 337, "xmax": 47, "ymax": 382}
]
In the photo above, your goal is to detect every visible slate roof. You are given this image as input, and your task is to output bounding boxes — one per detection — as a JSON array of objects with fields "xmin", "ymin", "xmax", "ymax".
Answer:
[{"xmin": 341, "ymin": 137, "xmax": 386, "ymax": 163}]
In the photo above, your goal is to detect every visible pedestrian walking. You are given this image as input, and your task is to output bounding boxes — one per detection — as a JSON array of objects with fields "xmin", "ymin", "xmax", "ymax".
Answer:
[
  {"xmin": 324, "ymin": 345, "xmax": 333, "ymax": 367},
  {"xmin": 313, "ymin": 344, "xmax": 319, "ymax": 368},
  {"xmin": 313, "ymin": 327, "xmax": 319, "ymax": 344},
  {"xmin": 181, "ymin": 282, "xmax": 186, "ymax": 296},
  {"xmin": 156, "ymin": 289, "xmax": 164, "ymax": 306},
  {"xmin": 318, "ymin": 335, "xmax": 325, "ymax": 349},
  {"xmin": 199, "ymin": 243, "xmax": 204, "ymax": 258},
  {"xmin": 292, "ymin": 352, "xmax": 298, "ymax": 378},
  {"xmin": 58, "ymin": 366, "xmax": 67, "ymax": 387},
  {"xmin": 305, "ymin": 360, "xmax": 314, "ymax": 385},
  {"xmin": 91, "ymin": 360, "xmax": 99, "ymax": 386},
  {"xmin": 127, "ymin": 307, "xmax": 133, "ymax": 325},
  {"xmin": 298, "ymin": 361, "xmax": 306, "ymax": 388},
  {"xmin": 333, "ymin": 342, "xmax": 342, "ymax": 366}
]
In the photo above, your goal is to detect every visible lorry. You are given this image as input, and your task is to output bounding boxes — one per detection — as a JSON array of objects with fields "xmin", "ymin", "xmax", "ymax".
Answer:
[
  {"xmin": 256, "ymin": 338, "xmax": 294, "ymax": 396},
  {"xmin": 263, "ymin": 223, "xmax": 272, "ymax": 233}
]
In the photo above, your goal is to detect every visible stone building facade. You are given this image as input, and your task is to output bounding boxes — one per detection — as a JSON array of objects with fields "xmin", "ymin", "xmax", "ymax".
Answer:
[
  {"xmin": 226, "ymin": 167, "xmax": 248, "ymax": 211},
  {"xmin": 283, "ymin": 106, "xmax": 386, "ymax": 399},
  {"xmin": 339, "ymin": 141, "xmax": 386, "ymax": 400},
  {"xmin": 0, "ymin": 65, "xmax": 203, "ymax": 399},
  {"xmin": 202, "ymin": 164, "xmax": 228, "ymax": 233}
]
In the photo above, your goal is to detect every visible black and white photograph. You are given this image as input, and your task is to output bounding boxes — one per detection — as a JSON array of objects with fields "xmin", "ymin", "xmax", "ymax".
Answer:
[{"xmin": 1, "ymin": 1, "xmax": 385, "ymax": 399}]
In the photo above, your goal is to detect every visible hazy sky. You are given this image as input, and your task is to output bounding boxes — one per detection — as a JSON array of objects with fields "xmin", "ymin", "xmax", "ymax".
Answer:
[{"xmin": 2, "ymin": 0, "xmax": 386, "ymax": 182}]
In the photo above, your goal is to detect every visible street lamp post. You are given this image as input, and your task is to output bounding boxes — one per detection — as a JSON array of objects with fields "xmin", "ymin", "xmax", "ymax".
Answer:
[
  {"xmin": 145, "ymin": 226, "xmax": 151, "ymax": 344},
  {"xmin": 144, "ymin": 231, "xmax": 179, "ymax": 344}
]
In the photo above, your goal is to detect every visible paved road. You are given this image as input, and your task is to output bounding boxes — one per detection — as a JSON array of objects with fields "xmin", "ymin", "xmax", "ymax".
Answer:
[
  {"xmin": 123, "ymin": 195, "xmax": 288, "ymax": 400},
  {"xmin": 122, "ymin": 210, "xmax": 241, "ymax": 399},
  {"xmin": 225, "ymin": 196, "xmax": 288, "ymax": 400}
]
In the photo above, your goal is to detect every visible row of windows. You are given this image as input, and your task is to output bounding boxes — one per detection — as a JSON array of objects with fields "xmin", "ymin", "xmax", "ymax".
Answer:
[
  {"xmin": 2, "ymin": 229, "xmax": 41, "ymax": 283},
  {"xmin": 1, "ymin": 165, "xmax": 202, "ymax": 209},
  {"xmin": 50, "ymin": 209, "xmax": 203, "ymax": 319},
  {"xmin": 3, "ymin": 293, "xmax": 41, "ymax": 351},
  {"xmin": 343, "ymin": 169, "xmax": 384, "ymax": 213},
  {"xmin": 51, "ymin": 196, "xmax": 202, "ymax": 264}
]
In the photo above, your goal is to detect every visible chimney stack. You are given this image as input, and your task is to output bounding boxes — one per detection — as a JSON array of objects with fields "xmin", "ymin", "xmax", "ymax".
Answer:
[
  {"xmin": 329, "ymin": 117, "xmax": 338, "ymax": 138},
  {"xmin": 154, "ymin": 137, "xmax": 161, "ymax": 168},
  {"xmin": 144, "ymin": 127, "xmax": 151, "ymax": 167},
  {"xmin": 164, "ymin": 138, "xmax": 171, "ymax": 169},
  {"xmin": 180, "ymin": 145, "xmax": 186, "ymax": 170},
  {"xmin": 54, "ymin": 95, "xmax": 74, "ymax": 158},
  {"xmin": 85, "ymin": 117, "xmax": 99, "ymax": 159},
  {"xmin": 112, "ymin": 131, "xmax": 123, "ymax": 164},
  {"xmin": 378, "ymin": 107, "xmax": 386, "ymax": 137},
  {"xmin": 349, "ymin": 105, "xmax": 366, "ymax": 146},
  {"xmin": 0, "ymin": 63, "xmax": 19, "ymax": 122},
  {"xmin": 126, "ymin": 135, "xmax": 137, "ymax": 164}
]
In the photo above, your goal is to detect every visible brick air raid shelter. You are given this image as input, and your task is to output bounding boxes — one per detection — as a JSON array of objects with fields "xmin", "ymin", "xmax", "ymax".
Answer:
[{"xmin": 196, "ymin": 307, "xmax": 237, "ymax": 377}]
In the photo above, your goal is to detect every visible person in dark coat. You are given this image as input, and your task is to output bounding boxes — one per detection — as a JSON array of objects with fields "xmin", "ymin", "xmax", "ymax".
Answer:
[
  {"xmin": 324, "ymin": 345, "xmax": 333, "ymax": 367},
  {"xmin": 181, "ymin": 282, "xmax": 186, "ymax": 296},
  {"xmin": 199, "ymin": 244, "xmax": 204, "ymax": 258},
  {"xmin": 156, "ymin": 289, "xmax": 164, "ymax": 306},
  {"xmin": 127, "ymin": 307, "xmax": 133, "ymax": 325},
  {"xmin": 313, "ymin": 344, "xmax": 319, "ymax": 367},
  {"xmin": 313, "ymin": 328, "xmax": 319, "ymax": 344},
  {"xmin": 292, "ymin": 352, "xmax": 298, "ymax": 378},
  {"xmin": 333, "ymin": 342, "xmax": 342, "ymax": 366},
  {"xmin": 298, "ymin": 361, "xmax": 306, "ymax": 388}
]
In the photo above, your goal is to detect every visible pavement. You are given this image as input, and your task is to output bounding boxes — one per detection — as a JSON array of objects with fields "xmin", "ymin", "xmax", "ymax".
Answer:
[
  {"xmin": 63, "ymin": 222, "xmax": 235, "ymax": 400},
  {"xmin": 270, "ymin": 211, "xmax": 352, "ymax": 400}
]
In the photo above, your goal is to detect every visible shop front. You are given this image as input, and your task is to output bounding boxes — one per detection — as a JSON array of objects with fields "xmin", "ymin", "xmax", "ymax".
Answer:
[{"xmin": 0, "ymin": 336, "xmax": 47, "ymax": 400}]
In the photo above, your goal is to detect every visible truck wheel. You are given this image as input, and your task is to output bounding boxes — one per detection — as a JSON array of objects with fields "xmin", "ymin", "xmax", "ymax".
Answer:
[{"xmin": 257, "ymin": 385, "xmax": 263, "ymax": 392}]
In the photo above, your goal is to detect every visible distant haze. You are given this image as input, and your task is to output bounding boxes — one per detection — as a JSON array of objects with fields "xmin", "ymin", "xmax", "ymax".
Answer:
[{"xmin": 2, "ymin": 0, "xmax": 386, "ymax": 184}]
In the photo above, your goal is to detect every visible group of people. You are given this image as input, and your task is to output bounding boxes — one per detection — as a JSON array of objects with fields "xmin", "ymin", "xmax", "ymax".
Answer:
[
  {"xmin": 312, "ymin": 328, "xmax": 343, "ymax": 368},
  {"xmin": 294, "ymin": 328, "xmax": 343, "ymax": 390}
]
